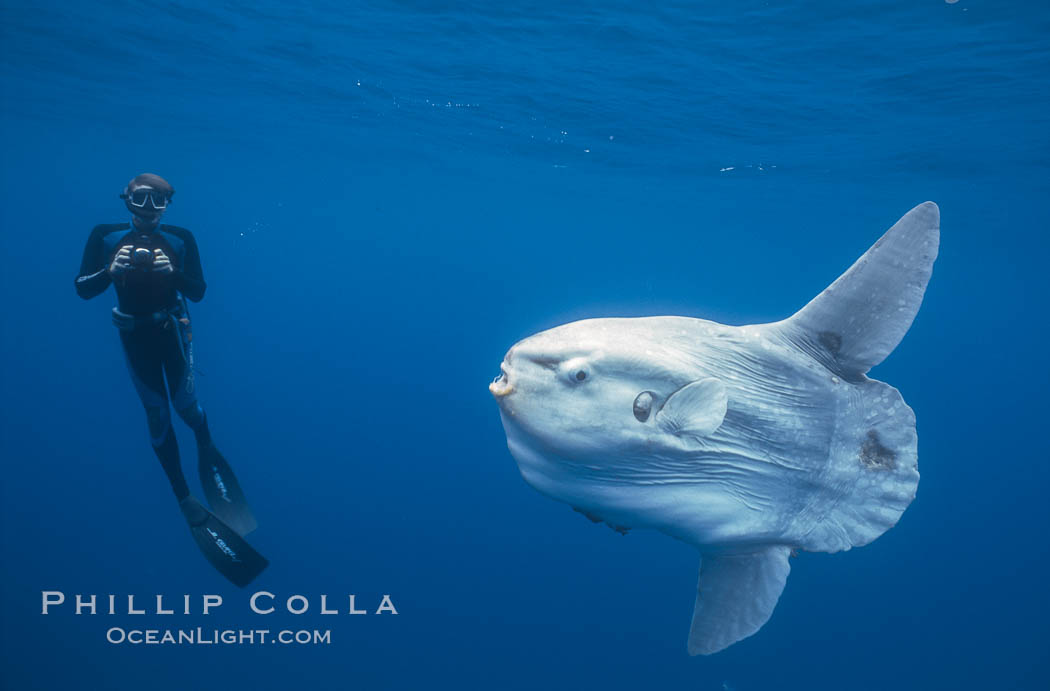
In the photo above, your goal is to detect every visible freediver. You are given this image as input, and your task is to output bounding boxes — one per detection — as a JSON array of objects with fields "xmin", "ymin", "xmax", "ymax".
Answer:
[{"xmin": 75, "ymin": 173, "xmax": 267, "ymax": 587}]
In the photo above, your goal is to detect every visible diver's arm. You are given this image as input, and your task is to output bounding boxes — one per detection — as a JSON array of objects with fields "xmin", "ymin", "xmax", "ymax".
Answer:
[
  {"xmin": 74, "ymin": 225, "xmax": 113, "ymax": 300},
  {"xmin": 173, "ymin": 228, "xmax": 207, "ymax": 302}
]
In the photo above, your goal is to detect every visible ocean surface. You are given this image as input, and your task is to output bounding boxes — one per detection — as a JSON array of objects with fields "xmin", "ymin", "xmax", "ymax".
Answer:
[{"xmin": 1, "ymin": 1, "xmax": 1048, "ymax": 689}]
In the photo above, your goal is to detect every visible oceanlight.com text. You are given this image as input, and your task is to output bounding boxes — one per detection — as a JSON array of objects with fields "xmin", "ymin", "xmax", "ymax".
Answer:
[{"xmin": 105, "ymin": 627, "xmax": 331, "ymax": 645}]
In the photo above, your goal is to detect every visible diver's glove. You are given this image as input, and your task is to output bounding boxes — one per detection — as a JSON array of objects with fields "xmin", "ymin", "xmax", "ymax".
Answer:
[
  {"xmin": 152, "ymin": 248, "xmax": 174, "ymax": 274},
  {"xmin": 108, "ymin": 245, "xmax": 134, "ymax": 276}
]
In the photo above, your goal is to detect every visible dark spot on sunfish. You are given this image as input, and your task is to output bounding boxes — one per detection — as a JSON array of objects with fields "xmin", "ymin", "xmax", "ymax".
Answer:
[
  {"xmin": 819, "ymin": 330, "xmax": 843, "ymax": 355},
  {"xmin": 860, "ymin": 429, "xmax": 897, "ymax": 470}
]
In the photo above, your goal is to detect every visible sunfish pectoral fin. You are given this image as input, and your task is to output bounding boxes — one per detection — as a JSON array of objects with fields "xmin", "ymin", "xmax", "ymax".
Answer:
[
  {"xmin": 769, "ymin": 201, "xmax": 939, "ymax": 380},
  {"xmin": 687, "ymin": 546, "xmax": 792, "ymax": 655},
  {"xmin": 656, "ymin": 378, "xmax": 728, "ymax": 439}
]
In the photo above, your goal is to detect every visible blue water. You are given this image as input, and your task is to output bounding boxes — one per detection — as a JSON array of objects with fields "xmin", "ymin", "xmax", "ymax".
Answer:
[{"xmin": 2, "ymin": 1, "xmax": 1048, "ymax": 689}]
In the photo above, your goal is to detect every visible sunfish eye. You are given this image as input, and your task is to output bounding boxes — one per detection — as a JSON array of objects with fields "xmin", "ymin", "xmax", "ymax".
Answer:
[
  {"xmin": 562, "ymin": 357, "xmax": 590, "ymax": 384},
  {"xmin": 633, "ymin": 391, "xmax": 655, "ymax": 422}
]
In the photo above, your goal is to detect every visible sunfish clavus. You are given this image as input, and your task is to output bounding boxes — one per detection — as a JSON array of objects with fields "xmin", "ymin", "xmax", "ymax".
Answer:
[{"xmin": 489, "ymin": 202, "xmax": 939, "ymax": 654}]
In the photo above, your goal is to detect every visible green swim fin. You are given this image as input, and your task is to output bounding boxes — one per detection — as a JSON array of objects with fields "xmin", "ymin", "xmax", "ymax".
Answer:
[
  {"xmin": 179, "ymin": 496, "xmax": 268, "ymax": 588},
  {"xmin": 198, "ymin": 441, "xmax": 258, "ymax": 536}
]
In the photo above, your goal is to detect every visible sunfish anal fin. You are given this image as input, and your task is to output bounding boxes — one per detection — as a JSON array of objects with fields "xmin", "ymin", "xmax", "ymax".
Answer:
[
  {"xmin": 656, "ymin": 378, "xmax": 728, "ymax": 440},
  {"xmin": 687, "ymin": 546, "xmax": 792, "ymax": 655}
]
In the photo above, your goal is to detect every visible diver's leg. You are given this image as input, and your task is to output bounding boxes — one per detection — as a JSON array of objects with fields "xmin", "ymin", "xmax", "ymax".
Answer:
[
  {"xmin": 125, "ymin": 325, "xmax": 269, "ymax": 587},
  {"xmin": 163, "ymin": 323, "xmax": 258, "ymax": 536},
  {"xmin": 152, "ymin": 414, "xmax": 189, "ymax": 500},
  {"xmin": 162, "ymin": 333, "xmax": 209, "ymax": 443},
  {"xmin": 120, "ymin": 329, "xmax": 190, "ymax": 500}
]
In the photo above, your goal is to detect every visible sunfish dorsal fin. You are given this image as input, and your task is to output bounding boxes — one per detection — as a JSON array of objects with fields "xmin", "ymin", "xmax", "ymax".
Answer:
[
  {"xmin": 656, "ymin": 378, "xmax": 727, "ymax": 439},
  {"xmin": 687, "ymin": 546, "xmax": 792, "ymax": 655},
  {"xmin": 770, "ymin": 202, "xmax": 940, "ymax": 380}
]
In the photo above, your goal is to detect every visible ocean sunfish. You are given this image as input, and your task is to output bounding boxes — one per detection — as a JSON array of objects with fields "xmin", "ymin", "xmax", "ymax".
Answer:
[{"xmin": 489, "ymin": 202, "xmax": 939, "ymax": 654}]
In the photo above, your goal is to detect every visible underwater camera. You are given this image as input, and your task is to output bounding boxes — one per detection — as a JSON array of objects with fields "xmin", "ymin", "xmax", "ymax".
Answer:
[{"xmin": 131, "ymin": 247, "xmax": 154, "ymax": 268}]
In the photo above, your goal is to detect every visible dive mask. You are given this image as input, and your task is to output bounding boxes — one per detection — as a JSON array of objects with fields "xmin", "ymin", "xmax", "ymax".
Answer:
[{"xmin": 121, "ymin": 187, "xmax": 170, "ymax": 210}]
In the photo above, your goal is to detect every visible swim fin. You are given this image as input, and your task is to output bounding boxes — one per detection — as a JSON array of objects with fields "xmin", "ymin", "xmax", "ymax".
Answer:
[
  {"xmin": 179, "ymin": 496, "xmax": 268, "ymax": 588},
  {"xmin": 198, "ymin": 441, "xmax": 258, "ymax": 536}
]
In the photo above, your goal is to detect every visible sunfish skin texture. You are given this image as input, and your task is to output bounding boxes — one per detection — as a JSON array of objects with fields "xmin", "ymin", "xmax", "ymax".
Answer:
[{"xmin": 489, "ymin": 202, "xmax": 939, "ymax": 655}]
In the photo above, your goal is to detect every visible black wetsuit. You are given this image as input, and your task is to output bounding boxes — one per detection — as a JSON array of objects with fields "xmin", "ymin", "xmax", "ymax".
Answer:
[{"xmin": 75, "ymin": 222, "xmax": 213, "ymax": 500}]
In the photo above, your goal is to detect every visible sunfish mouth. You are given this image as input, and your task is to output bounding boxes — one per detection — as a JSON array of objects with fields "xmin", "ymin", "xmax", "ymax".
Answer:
[{"xmin": 489, "ymin": 363, "xmax": 513, "ymax": 398}]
